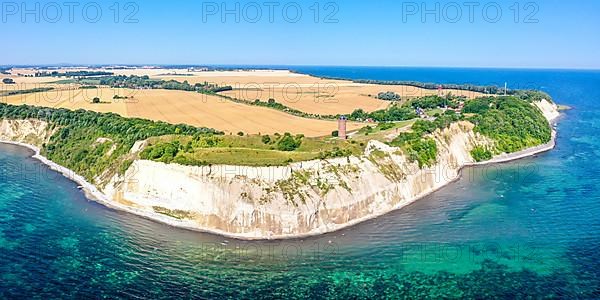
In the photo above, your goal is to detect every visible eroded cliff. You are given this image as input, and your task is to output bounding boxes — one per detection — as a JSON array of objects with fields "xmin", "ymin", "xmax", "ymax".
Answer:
[
  {"xmin": 103, "ymin": 121, "xmax": 495, "ymax": 239},
  {"xmin": 0, "ymin": 119, "xmax": 54, "ymax": 147},
  {"xmin": 0, "ymin": 100, "xmax": 559, "ymax": 239}
]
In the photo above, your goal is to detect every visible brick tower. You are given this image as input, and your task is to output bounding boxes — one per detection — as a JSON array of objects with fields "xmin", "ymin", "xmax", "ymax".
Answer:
[{"xmin": 338, "ymin": 115, "xmax": 347, "ymax": 139}]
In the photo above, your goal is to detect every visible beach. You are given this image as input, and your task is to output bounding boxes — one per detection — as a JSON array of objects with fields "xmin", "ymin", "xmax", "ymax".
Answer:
[{"xmin": 0, "ymin": 115, "xmax": 559, "ymax": 240}]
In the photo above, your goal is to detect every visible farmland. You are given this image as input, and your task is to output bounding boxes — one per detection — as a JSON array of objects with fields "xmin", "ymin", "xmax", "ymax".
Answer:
[
  {"xmin": 2, "ymin": 67, "xmax": 490, "ymax": 137},
  {"xmin": 158, "ymin": 70, "xmax": 486, "ymax": 115},
  {"xmin": 1, "ymin": 86, "xmax": 363, "ymax": 137}
]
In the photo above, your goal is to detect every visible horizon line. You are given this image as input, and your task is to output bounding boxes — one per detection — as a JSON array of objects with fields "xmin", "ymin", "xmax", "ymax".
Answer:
[{"xmin": 2, "ymin": 63, "xmax": 599, "ymax": 71}]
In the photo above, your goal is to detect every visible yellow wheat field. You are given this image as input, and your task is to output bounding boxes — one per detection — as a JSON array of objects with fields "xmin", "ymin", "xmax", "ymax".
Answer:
[
  {"xmin": 157, "ymin": 70, "xmax": 486, "ymax": 115},
  {"xmin": 2, "ymin": 68, "xmax": 486, "ymax": 136},
  {"xmin": 2, "ymin": 87, "xmax": 362, "ymax": 137}
]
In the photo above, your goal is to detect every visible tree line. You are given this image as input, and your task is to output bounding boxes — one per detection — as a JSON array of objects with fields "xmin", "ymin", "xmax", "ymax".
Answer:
[
  {"xmin": 0, "ymin": 103, "xmax": 221, "ymax": 181},
  {"xmin": 96, "ymin": 75, "xmax": 233, "ymax": 94}
]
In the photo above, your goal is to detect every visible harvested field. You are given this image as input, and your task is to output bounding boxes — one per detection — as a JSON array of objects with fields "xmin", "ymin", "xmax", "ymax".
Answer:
[
  {"xmin": 2, "ymin": 87, "xmax": 129, "ymax": 116},
  {"xmin": 1, "ymin": 87, "xmax": 362, "ymax": 137},
  {"xmin": 123, "ymin": 89, "xmax": 361, "ymax": 137},
  {"xmin": 158, "ymin": 70, "xmax": 486, "ymax": 115}
]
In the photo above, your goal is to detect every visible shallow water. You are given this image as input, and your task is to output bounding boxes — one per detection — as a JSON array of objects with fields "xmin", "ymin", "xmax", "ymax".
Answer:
[{"xmin": 1, "ymin": 67, "xmax": 600, "ymax": 298}]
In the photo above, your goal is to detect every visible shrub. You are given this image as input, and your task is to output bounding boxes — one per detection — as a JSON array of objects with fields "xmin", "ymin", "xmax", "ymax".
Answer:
[
  {"xmin": 377, "ymin": 91, "xmax": 401, "ymax": 101},
  {"xmin": 407, "ymin": 138, "xmax": 438, "ymax": 168},
  {"xmin": 410, "ymin": 95, "xmax": 447, "ymax": 109},
  {"xmin": 277, "ymin": 133, "xmax": 302, "ymax": 151},
  {"xmin": 261, "ymin": 135, "xmax": 271, "ymax": 144},
  {"xmin": 463, "ymin": 97, "xmax": 493, "ymax": 114},
  {"xmin": 471, "ymin": 146, "xmax": 493, "ymax": 162},
  {"xmin": 376, "ymin": 123, "xmax": 395, "ymax": 131}
]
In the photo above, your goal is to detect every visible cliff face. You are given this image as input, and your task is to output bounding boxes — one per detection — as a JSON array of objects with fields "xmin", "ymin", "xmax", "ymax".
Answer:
[
  {"xmin": 103, "ymin": 121, "xmax": 494, "ymax": 239},
  {"xmin": 534, "ymin": 99, "xmax": 560, "ymax": 122},
  {"xmin": 0, "ymin": 100, "xmax": 559, "ymax": 239},
  {"xmin": 0, "ymin": 119, "xmax": 54, "ymax": 147}
]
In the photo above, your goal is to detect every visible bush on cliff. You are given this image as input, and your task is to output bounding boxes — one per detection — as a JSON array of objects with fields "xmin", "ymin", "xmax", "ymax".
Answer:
[{"xmin": 471, "ymin": 146, "xmax": 493, "ymax": 162}]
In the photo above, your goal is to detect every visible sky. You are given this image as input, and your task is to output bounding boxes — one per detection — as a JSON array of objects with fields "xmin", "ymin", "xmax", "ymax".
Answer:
[{"xmin": 2, "ymin": 0, "xmax": 600, "ymax": 69}]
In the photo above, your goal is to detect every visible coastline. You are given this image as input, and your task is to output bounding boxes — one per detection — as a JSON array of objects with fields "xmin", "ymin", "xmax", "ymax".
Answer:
[
  {"xmin": 0, "ymin": 118, "xmax": 559, "ymax": 240},
  {"xmin": 0, "ymin": 140, "xmax": 227, "ymax": 238},
  {"xmin": 467, "ymin": 129, "xmax": 557, "ymax": 166}
]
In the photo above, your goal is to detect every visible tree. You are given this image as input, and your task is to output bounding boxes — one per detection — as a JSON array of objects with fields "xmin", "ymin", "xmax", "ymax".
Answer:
[
  {"xmin": 331, "ymin": 130, "xmax": 339, "ymax": 137},
  {"xmin": 350, "ymin": 109, "xmax": 368, "ymax": 120},
  {"xmin": 471, "ymin": 146, "xmax": 493, "ymax": 162},
  {"xmin": 92, "ymin": 97, "xmax": 101, "ymax": 104},
  {"xmin": 277, "ymin": 133, "xmax": 302, "ymax": 151},
  {"xmin": 377, "ymin": 91, "xmax": 401, "ymax": 101},
  {"xmin": 2, "ymin": 78, "xmax": 15, "ymax": 84},
  {"xmin": 261, "ymin": 135, "xmax": 271, "ymax": 144}
]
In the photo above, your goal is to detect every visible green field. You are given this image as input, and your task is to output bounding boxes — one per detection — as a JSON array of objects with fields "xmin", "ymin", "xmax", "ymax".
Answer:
[{"xmin": 141, "ymin": 133, "xmax": 368, "ymax": 166}]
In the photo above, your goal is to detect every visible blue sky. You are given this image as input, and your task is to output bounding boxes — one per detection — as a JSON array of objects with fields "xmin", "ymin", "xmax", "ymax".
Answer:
[{"xmin": 3, "ymin": 0, "xmax": 599, "ymax": 68}]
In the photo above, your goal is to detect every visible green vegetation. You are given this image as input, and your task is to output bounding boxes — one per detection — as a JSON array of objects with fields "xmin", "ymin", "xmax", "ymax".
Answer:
[
  {"xmin": 35, "ymin": 70, "xmax": 114, "ymax": 77},
  {"xmin": 97, "ymin": 75, "xmax": 232, "ymax": 94},
  {"xmin": 139, "ymin": 133, "xmax": 362, "ymax": 167},
  {"xmin": 377, "ymin": 91, "xmax": 401, "ymax": 101},
  {"xmin": 407, "ymin": 138, "xmax": 438, "ymax": 168},
  {"xmin": 152, "ymin": 206, "xmax": 196, "ymax": 220},
  {"xmin": 80, "ymin": 85, "xmax": 98, "ymax": 89},
  {"xmin": 277, "ymin": 133, "xmax": 303, "ymax": 151},
  {"xmin": 471, "ymin": 146, "xmax": 493, "ymax": 162},
  {"xmin": 0, "ymin": 103, "xmax": 220, "ymax": 182},
  {"xmin": 212, "ymin": 94, "xmax": 340, "ymax": 121},
  {"xmin": 0, "ymin": 87, "xmax": 54, "ymax": 97},
  {"xmin": 50, "ymin": 79, "xmax": 77, "ymax": 84},
  {"xmin": 311, "ymin": 76, "xmax": 509, "ymax": 94},
  {"xmin": 385, "ymin": 93, "xmax": 552, "ymax": 166},
  {"xmin": 468, "ymin": 96, "xmax": 552, "ymax": 153},
  {"xmin": 350, "ymin": 104, "xmax": 417, "ymax": 122},
  {"xmin": 355, "ymin": 120, "xmax": 415, "ymax": 140},
  {"xmin": 270, "ymin": 165, "xmax": 357, "ymax": 206},
  {"xmin": 0, "ymin": 80, "xmax": 553, "ymax": 176},
  {"xmin": 261, "ymin": 135, "xmax": 271, "ymax": 144},
  {"xmin": 462, "ymin": 97, "xmax": 492, "ymax": 114},
  {"xmin": 389, "ymin": 111, "xmax": 464, "ymax": 167},
  {"xmin": 245, "ymin": 97, "xmax": 331, "ymax": 118},
  {"xmin": 390, "ymin": 133, "xmax": 438, "ymax": 168},
  {"xmin": 409, "ymin": 95, "xmax": 460, "ymax": 109},
  {"xmin": 511, "ymin": 90, "xmax": 553, "ymax": 103},
  {"xmin": 367, "ymin": 150, "xmax": 405, "ymax": 182},
  {"xmin": 216, "ymin": 89, "xmax": 459, "ymax": 125}
]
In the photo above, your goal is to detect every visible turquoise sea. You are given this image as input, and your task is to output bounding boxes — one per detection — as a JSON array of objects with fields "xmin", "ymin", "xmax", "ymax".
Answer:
[{"xmin": 1, "ymin": 67, "xmax": 600, "ymax": 298}]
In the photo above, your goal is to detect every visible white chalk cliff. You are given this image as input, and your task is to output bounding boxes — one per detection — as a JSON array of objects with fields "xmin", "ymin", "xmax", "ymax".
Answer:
[{"xmin": 1, "ymin": 101, "xmax": 559, "ymax": 239}]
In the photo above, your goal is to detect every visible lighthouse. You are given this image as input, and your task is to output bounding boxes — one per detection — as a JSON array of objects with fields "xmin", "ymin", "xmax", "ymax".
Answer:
[{"xmin": 338, "ymin": 115, "xmax": 347, "ymax": 140}]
